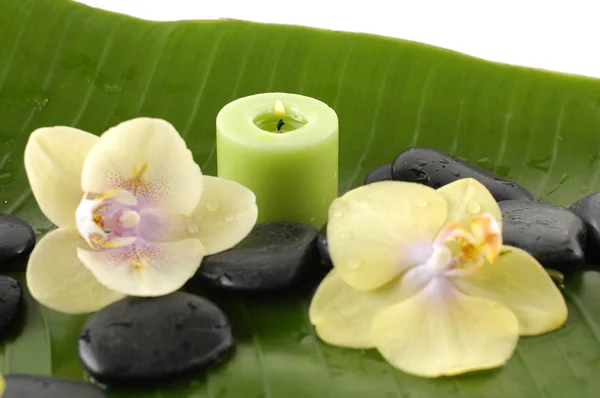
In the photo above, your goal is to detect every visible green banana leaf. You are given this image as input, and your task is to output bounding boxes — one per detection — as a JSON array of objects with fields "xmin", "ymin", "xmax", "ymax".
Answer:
[{"xmin": 2, "ymin": 0, "xmax": 600, "ymax": 397}]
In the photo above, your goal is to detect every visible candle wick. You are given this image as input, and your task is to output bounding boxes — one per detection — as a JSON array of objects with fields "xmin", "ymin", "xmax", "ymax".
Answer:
[{"xmin": 277, "ymin": 119, "xmax": 285, "ymax": 131}]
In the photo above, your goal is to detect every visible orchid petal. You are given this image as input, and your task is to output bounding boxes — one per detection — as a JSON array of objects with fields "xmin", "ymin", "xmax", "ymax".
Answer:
[
  {"xmin": 437, "ymin": 178, "xmax": 501, "ymax": 228},
  {"xmin": 26, "ymin": 228, "xmax": 124, "ymax": 314},
  {"xmin": 81, "ymin": 118, "xmax": 202, "ymax": 215},
  {"xmin": 309, "ymin": 267, "xmax": 432, "ymax": 348},
  {"xmin": 452, "ymin": 245, "xmax": 568, "ymax": 335},
  {"xmin": 77, "ymin": 238, "xmax": 204, "ymax": 297},
  {"xmin": 185, "ymin": 176, "xmax": 258, "ymax": 255},
  {"xmin": 24, "ymin": 126, "xmax": 99, "ymax": 227},
  {"xmin": 371, "ymin": 280, "xmax": 519, "ymax": 377},
  {"xmin": 327, "ymin": 181, "xmax": 447, "ymax": 291}
]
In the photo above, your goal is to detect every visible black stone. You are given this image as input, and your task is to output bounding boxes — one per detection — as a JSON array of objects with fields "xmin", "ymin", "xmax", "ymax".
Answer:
[
  {"xmin": 364, "ymin": 164, "xmax": 393, "ymax": 185},
  {"xmin": 500, "ymin": 200, "xmax": 587, "ymax": 271},
  {"xmin": 317, "ymin": 223, "xmax": 332, "ymax": 269},
  {"xmin": 391, "ymin": 147, "xmax": 533, "ymax": 202},
  {"xmin": 197, "ymin": 222, "xmax": 320, "ymax": 291},
  {"xmin": 78, "ymin": 292, "xmax": 233, "ymax": 388},
  {"xmin": 0, "ymin": 275, "xmax": 22, "ymax": 335},
  {"xmin": 0, "ymin": 213, "xmax": 36, "ymax": 265},
  {"xmin": 2, "ymin": 374, "xmax": 106, "ymax": 397},
  {"xmin": 570, "ymin": 192, "xmax": 600, "ymax": 259}
]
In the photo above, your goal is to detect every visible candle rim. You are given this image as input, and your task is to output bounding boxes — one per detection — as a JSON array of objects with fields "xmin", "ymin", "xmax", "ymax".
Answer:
[
  {"xmin": 251, "ymin": 101, "xmax": 309, "ymax": 134},
  {"xmin": 217, "ymin": 92, "xmax": 338, "ymax": 149}
]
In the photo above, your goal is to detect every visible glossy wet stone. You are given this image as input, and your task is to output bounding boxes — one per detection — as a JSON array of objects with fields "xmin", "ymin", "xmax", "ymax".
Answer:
[
  {"xmin": 500, "ymin": 200, "xmax": 587, "ymax": 271},
  {"xmin": 570, "ymin": 192, "xmax": 600, "ymax": 259},
  {"xmin": 391, "ymin": 147, "xmax": 533, "ymax": 202},
  {"xmin": 317, "ymin": 223, "xmax": 332, "ymax": 269},
  {"xmin": 2, "ymin": 374, "xmax": 106, "ymax": 397},
  {"xmin": 0, "ymin": 275, "xmax": 22, "ymax": 335},
  {"xmin": 0, "ymin": 214, "xmax": 36, "ymax": 265},
  {"xmin": 198, "ymin": 222, "xmax": 320, "ymax": 291},
  {"xmin": 78, "ymin": 292, "xmax": 233, "ymax": 388},
  {"xmin": 364, "ymin": 164, "xmax": 393, "ymax": 185}
]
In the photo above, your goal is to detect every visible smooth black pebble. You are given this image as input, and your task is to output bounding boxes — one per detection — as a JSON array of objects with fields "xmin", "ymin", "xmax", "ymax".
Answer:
[
  {"xmin": 391, "ymin": 147, "xmax": 533, "ymax": 201},
  {"xmin": 317, "ymin": 223, "xmax": 332, "ymax": 269},
  {"xmin": 570, "ymin": 192, "xmax": 600, "ymax": 259},
  {"xmin": 0, "ymin": 214, "xmax": 36, "ymax": 265},
  {"xmin": 78, "ymin": 292, "xmax": 233, "ymax": 388},
  {"xmin": 500, "ymin": 200, "xmax": 587, "ymax": 271},
  {"xmin": 2, "ymin": 374, "xmax": 106, "ymax": 397},
  {"xmin": 0, "ymin": 275, "xmax": 22, "ymax": 335},
  {"xmin": 198, "ymin": 222, "xmax": 320, "ymax": 291},
  {"xmin": 364, "ymin": 164, "xmax": 393, "ymax": 184}
]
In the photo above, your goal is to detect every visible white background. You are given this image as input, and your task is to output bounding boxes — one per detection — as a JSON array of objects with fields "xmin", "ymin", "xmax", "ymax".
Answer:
[{"xmin": 75, "ymin": 0, "xmax": 600, "ymax": 79}]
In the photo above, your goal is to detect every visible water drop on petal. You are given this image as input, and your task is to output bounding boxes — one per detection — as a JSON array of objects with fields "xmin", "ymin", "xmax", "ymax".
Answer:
[
  {"xmin": 468, "ymin": 202, "xmax": 481, "ymax": 214},
  {"xmin": 225, "ymin": 215, "xmax": 235, "ymax": 222},
  {"xmin": 418, "ymin": 200, "xmax": 428, "ymax": 208},
  {"xmin": 187, "ymin": 223, "xmax": 199, "ymax": 234},
  {"xmin": 348, "ymin": 259, "xmax": 362, "ymax": 269},
  {"xmin": 332, "ymin": 210, "xmax": 343, "ymax": 218},
  {"xmin": 206, "ymin": 203, "xmax": 220, "ymax": 212}
]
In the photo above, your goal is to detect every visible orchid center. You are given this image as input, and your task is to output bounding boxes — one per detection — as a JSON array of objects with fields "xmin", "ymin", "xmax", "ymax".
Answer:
[
  {"xmin": 75, "ymin": 188, "xmax": 141, "ymax": 250},
  {"xmin": 429, "ymin": 213, "xmax": 502, "ymax": 274}
]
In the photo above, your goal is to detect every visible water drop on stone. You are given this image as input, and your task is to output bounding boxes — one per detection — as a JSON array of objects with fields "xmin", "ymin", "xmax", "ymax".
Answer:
[
  {"xmin": 468, "ymin": 202, "xmax": 481, "ymax": 214},
  {"xmin": 187, "ymin": 223, "xmax": 199, "ymax": 234},
  {"xmin": 219, "ymin": 274, "xmax": 233, "ymax": 286},
  {"xmin": 206, "ymin": 203, "xmax": 220, "ymax": 212},
  {"xmin": 418, "ymin": 200, "xmax": 428, "ymax": 208},
  {"xmin": 225, "ymin": 215, "xmax": 235, "ymax": 222},
  {"xmin": 348, "ymin": 259, "xmax": 362, "ymax": 269}
]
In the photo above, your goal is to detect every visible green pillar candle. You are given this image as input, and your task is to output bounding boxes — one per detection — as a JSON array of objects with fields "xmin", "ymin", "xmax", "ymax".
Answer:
[{"xmin": 216, "ymin": 92, "xmax": 338, "ymax": 228}]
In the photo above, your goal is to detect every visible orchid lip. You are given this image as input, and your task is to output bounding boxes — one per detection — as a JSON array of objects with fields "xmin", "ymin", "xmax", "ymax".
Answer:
[
  {"xmin": 75, "ymin": 189, "xmax": 146, "ymax": 250},
  {"xmin": 424, "ymin": 213, "xmax": 502, "ymax": 275}
]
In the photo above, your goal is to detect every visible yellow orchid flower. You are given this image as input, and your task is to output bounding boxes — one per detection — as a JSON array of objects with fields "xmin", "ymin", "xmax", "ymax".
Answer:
[
  {"xmin": 309, "ymin": 178, "xmax": 567, "ymax": 378},
  {"xmin": 24, "ymin": 118, "xmax": 258, "ymax": 314}
]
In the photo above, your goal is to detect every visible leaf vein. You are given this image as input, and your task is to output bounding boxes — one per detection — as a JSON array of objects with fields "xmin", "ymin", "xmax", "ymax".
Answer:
[
  {"xmin": 181, "ymin": 29, "xmax": 226, "ymax": 140},
  {"xmin": 71, "ymin": 19, "xmax": 125, "ymax": 126},
  {"xmin": 410, "ymin": 65, "xmax": 438, "ymax": 147},
  {"xmin": 345, "ymin": 58, "xmax": 394, "ymax": 191},
  {"xmin": 239, "ymin": 301, "xmax": 271, "ymax": 398},
  {"xmin": 201, "ymin": 33, "xmax": 259, "ymax": 171},
  {"xmin": 538, "ymin": 99, "xmax": 567, "ymax": 196},
  {"xmin": 134, "ymin": 23, "xmax": 180, "ymax": 116}
]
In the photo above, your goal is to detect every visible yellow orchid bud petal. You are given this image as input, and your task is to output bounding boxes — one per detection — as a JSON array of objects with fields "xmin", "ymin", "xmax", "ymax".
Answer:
[
  {"xmin": 81, "ymin": 118, "xmax": 203, "ymax": 216},
  {"xmin": 26, "ymin": 228, "xmax": 125, "ymax": 314},
  {"xmin": 371, "ymin": 282, "xmax": 519, "ymax": 377},
  {"xmin": 77, "ymin": 238, "xmax": 204, "ymax": 297},
  {"xmin": 328, "ymin": 181, "xmax": 447, "ymax": 291},
  {"xmin": 24, "ymin": 126, "xmax": 99, "ymax": 227},
  {"xmin": 451, "ymin": 245, "xmax": 567, "ymax": 336},
  {"xmin": 437, "ymin": 178, "xmax": 501, "ymax": 229}
]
